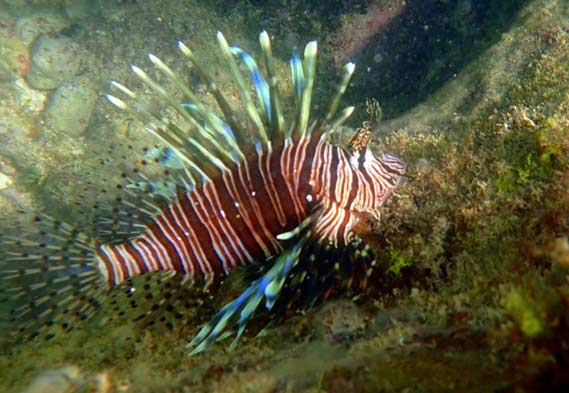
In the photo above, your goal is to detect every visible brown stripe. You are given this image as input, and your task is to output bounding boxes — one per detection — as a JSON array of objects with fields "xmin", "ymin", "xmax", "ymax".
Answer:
[
  {"xmin": 124, "ymin": 243, "xmax": 149, "ymax": 275},
  {"xmin": 179, "ymin": 192, "xmax": 223, "ymax": 275},
  {"xmin": 95, "ymin": 247, "xmax": 115, "ymax": 286},
  {"xmin": 137, "ymin": 237, "xmax": 161, "ymax": 271},
  {"xmin": 108, "ymin": 246, "xmax": 128, "ymax": 285},
  {"xmin": 168, "ymin": 203, "xmax": 198, "ymax": 275},
  {"xmin": 150, "ymin": 215, "xmax": 186, "ymax": 275}
]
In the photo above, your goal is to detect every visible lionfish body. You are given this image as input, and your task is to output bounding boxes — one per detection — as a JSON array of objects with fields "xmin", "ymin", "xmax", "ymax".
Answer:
[
  {"xmin": 1, "ymin": 31, "xmax": 405, "ymax": 353},
  {"xmin": 98, "ymin": 134, "xmax": 405, "ymax": 287}
]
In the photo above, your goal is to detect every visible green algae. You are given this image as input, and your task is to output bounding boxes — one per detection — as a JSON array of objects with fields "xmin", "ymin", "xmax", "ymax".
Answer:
[{"xmin": 385, "ymin": 243, "xmax": 414, "ymax": 276}]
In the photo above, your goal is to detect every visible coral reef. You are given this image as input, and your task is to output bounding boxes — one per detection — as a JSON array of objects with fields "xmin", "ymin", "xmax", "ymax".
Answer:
[{"xmin": 1, "ymin": 0, "xmax": 569, "ymax": 392}]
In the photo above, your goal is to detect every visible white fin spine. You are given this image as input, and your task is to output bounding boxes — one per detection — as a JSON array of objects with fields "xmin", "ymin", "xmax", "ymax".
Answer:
[
  {"xmin": 259, "ymin": 31, "xmax": 284, "ymax": 137},
  {"xmin": 109, "ymin": 81, "xmax": 215, "ymax": 184},
  {"xmin": 177, "ymin": 40, "xmax": 247, "ymax": 145},
  {"xmin": 147, "ymin": 53, "xmax": 245, "ymax": 164},
  {"xmin": 106, "ymin": 94, "xmax": 129, "ymax": 110},
  {"xmin": 110, "ymin": 81, "xmax": 136, "ymax": 99},
  {"xmin": 183, "ymin": 104, "xmax": 245, "ymax": 164},
  {"xmin": 296, "ymin": 41, "xmax": 318, "ymax": 138},
  {"xmin": 216, "ymin": 31, "xmax": 268, "ymax": 144},
  {"xmin": 147, "ymin": 53, "xmax": 199, "ymax": 102},
  {"xmin": 324, "ymin": 62, "xmax": 355, "ymax": 127},
  {"xmin": 329, "ymin": 106, "xmax": 355, "ymax": 131},
  {"xmin": 130, "ymin": 64, "xmax": 236, "ymax": 169}
]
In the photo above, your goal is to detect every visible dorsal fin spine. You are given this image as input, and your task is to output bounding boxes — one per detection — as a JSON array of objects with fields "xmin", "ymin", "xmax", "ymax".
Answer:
[
  {"xmin": 329, "ymin": 106, "xmax": 355, "ymax": 132},
  {"xmin": 290, "ymin": 52, "xmax": 304, "ymax": 107},
  {"xmin": 181, "ymin": 104, "xmax": 245, "ymax": 164},
  {"xmin": 106, "ymin": 91, "xmax": 205, "ymax": 180},
  {"xmin": 108, "ymin": 90, "xmax": 218, "ymax": 184},
  {"xmin": 147, "ymin": 54, "xmax": 245, "ymax": 164},
  {"xmin": 147, "ymin": 53, "xmax": 200, "ymax": 105},
  {"xmin": 177, "ymin": 41, "xmax": 247, "ymax": 147},
  {"xmin": 110, "ymin": 81, "xmax": 136, "ymax": 98},
  {"xmin": 297, "ymin": 41, "xmax": 317, "ymax": 138},
  {"xmin": 259, "ymin": 31, "xmax": 285, "ymax": 138},
  {"xmin": 216, "ymin": 31, "xmax": 269, "ymax": 144},
  {"xmin": 324, "ymin": 62, "xmax": 355, "ymax": 127},
  {"xmin": 130, "ymin": 65, "xmax": 236, "ymax": 168},
  {"xmin": 230, "ymin": 46, "xmax": 271, "ymax": 122}
]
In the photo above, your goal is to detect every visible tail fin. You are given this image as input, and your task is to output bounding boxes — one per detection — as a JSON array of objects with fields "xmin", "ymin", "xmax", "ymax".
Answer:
[{"xmin": 0, "ymin": 214, "xmax": 104, "ymax": 340}]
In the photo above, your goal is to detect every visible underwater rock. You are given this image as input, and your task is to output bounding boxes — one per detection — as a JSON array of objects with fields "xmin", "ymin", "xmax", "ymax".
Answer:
[
  {"xmin": 21, "ymin": 366, "xmax": 82, "ymax": 393},
  {"xmin": 20, "ymin": 365, "xmax": 123, "ymax": 393},
  {"xmin": 313, "ymin": 300, "xmax": 367, "ymax": 344},
  {"xmin": 16, "ymin": 12, "xmax": 71, "ymax": 46},
  {"xmin": 368, "ymin": 307, "xmax": 422, "ymax": 336},
  {"xmin": 44, "ymin": 74, "xmax": 97, "ymax": 137},
  {"xmin": 380, "ymin": 0, "xmax": 552, "ymax": 133},
  {"xmin": 13, "ymin": 77, "xmax": 47, "ymax": 113},
  {"xmin": 26, "ymin": 34, "xmax": 81, "ymax": 90},
  {"xmin": 0, "ymin": 64, "xmax": 10, "ymax": 82},
  {"xmin": 0, "ymin": 157, "xmax": 32, "ymax": 212},
  {"xmin": 0, "ymin": 173, "xmax": 12, "ymax": 191},
  {"xmin": 0, "ymin": 21, "xmax": 31, "ymax": 79}
]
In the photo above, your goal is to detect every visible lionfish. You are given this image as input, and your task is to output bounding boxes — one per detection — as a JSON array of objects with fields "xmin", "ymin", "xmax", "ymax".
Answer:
[{"xmin": 0, "ymin": 31, "xmax": 405, "ymax": 354}]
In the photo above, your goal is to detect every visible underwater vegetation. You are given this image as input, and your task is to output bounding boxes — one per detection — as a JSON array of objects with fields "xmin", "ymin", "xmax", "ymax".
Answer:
[{"xmin": 0, "ymin": 0, "xmax": 568, "ymax": 392}]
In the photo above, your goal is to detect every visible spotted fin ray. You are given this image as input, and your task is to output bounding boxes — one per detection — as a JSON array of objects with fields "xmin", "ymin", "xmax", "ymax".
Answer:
[{"xmin": 0, "ymin": 214, "xmax": 103, "ymax": 339}]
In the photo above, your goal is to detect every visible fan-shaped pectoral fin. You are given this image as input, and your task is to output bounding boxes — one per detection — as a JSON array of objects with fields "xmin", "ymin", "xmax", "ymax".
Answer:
[{"xmin": 186, "ymin": 215, "xmax": 315, "ymax": 355}]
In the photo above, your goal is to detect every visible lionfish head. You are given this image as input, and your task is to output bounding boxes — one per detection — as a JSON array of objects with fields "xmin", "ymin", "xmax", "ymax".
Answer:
[{"xmin": 351, "ymin": 148, "xmax": 406, "ymax": 218}]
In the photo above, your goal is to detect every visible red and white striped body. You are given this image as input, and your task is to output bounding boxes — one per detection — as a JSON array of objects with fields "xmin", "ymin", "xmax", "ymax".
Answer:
[{"xmin": 95, "ymin": 134, "xmax": 405, "ymax": 287}]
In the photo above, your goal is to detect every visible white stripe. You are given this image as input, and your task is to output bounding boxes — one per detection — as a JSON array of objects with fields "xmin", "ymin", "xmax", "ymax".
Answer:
[
  {"xmin": 100, "ymin": 245, "xmax": 124, "ymax": 285},
  {"xmin": 167, "ymin": 205, "xmax": 196, "ymax": 275},
  {"xmin": 131, "ymin": 240, "xmax": 158, "ymax": 272},
  {"xmin": 173, "ymin": 199, "xmax": 212, "ymax": 276},
  {"xmin": 143, "ymin": 231, "xmax": 173, "ymax": 271},
  {"xmin": 153, "ymin": 216, "xmax": 189, "ymax": 274},
  {"xmin": 119, "ymin": 245, "xmax": 138, "ymax": 276}
]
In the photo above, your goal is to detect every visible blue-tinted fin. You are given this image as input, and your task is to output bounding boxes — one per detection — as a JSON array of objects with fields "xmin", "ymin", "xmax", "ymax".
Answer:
[
  {"xmin": 187, "ymin": 219, "xmax": 312, "ymax": 355},
  {"xmin": 181, "ymin": 103, "xmax": 236, "ymax": 141},
  {"xmin": 216, "ymin": 32, "xmax": 268, "ymax": 144},
  {"xmin": 259, "ymin": 31, "xmax": 284, "ymax": 138},
  {"xmin": 231, "ymin": 47, "xmax": 271, "ymax": 122},
  {"xmin": 290, "ymin": 52, "xmax": 304, "ymax": 104},
  {"xmin": 180, "ymin": 103, "xmax": 242, "ymax": 164},
  {"xmin": 144, "ymin": 147, "xmax": 185, "ymax": 169}
]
